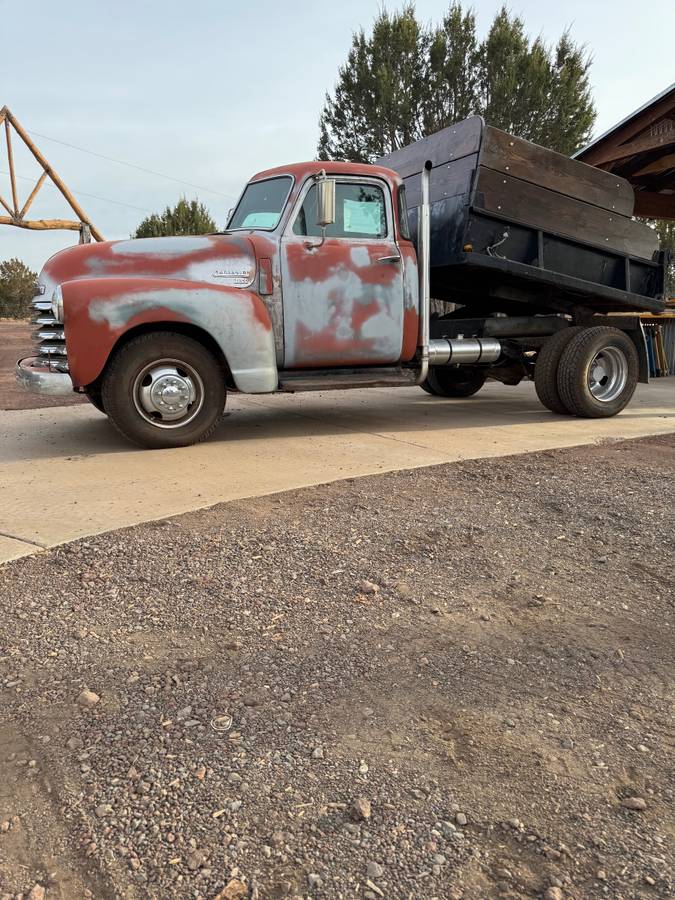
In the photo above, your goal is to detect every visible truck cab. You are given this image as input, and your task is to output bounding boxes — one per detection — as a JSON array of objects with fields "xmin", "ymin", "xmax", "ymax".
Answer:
[{"xmin": 226, "ymin": 162, "xmax": 420, "ymax": 370}]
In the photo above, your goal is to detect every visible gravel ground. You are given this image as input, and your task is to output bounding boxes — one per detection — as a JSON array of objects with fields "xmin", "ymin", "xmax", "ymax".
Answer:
[{"xmin": 0, "ymin": 436, "xmax": 673, "ymax": 900}]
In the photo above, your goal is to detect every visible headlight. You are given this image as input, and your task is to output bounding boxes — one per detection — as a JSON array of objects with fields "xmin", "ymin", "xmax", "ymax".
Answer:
[{"xmin": 51, "ymin": 285, "xmax": 64, "ymax": 323}]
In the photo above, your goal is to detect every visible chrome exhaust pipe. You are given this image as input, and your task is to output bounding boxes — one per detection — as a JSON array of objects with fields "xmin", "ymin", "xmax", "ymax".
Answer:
[
  {"xmin": 428, "ymin": 337, "xmax": 502, "ymax": 366},
  {"xmin": 415, "ymin": 161, "xmax": 432, "ymax": 385}
]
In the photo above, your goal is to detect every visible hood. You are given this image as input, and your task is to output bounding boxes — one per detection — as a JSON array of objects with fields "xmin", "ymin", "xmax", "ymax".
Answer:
[{"xmin": 39, "ymin": 234, "xmax": 258, "ymax": 298}]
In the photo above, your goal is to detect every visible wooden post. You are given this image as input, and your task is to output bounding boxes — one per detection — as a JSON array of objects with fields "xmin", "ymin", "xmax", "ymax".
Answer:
[
  {"xmin": 3, "ymin": 108, "xmax": 104, "ymax": 241},
  {"xmin": 0, "ymin": 192, "xmax": 14, "ymax": 217},
  {"xmin": 18, "ymin": 170, "xmax": 48, "ymax": 219},
  {"xmin": 4, "ymin": 119, "xmax": 19, "ymax": 214},
  {"xmin": 0, "ymin": 215, "xmax": 83, "ymax": 231}
]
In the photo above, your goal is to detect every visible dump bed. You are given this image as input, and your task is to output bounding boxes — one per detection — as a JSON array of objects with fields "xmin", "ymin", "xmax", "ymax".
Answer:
[{"xmin": 379, "ymin": 117, "xmax": 667, "ymax": 316}]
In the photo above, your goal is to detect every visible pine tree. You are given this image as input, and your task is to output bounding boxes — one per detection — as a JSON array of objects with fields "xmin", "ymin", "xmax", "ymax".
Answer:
[
  {"xmin": 424, "ymin": 4, "xmax": 480, "ymax": 134},
  {"xmin": 134, "ymin": 198, "xmax": 216, "ymax": 238},
  {"xmin": 318, "ymin": 6, "xmax": 427, "ymax": 161},
  {"xmin": 318, "ymin": 3, "xmax": 596, "ymax": 161}
]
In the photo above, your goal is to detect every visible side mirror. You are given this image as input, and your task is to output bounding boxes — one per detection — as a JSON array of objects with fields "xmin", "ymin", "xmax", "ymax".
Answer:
[{"xmin": 315, "ymin": 174, "xmax": 335, "ymax": 228}]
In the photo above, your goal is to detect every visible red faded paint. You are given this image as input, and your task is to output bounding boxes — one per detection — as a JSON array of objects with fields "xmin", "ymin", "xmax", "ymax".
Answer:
[
  {"xmin": 399, "ymin": 241, "xmax": 419, "ymax": 362},
  {"xmin": 247, "ymin": 233, "xmax": 279, "ymax": 257},
  {"xmin": 45, "ymin": 234, "xmax": 255, "ymax": 284},
  {"xmin": 251, "ymin": 161, "xmax": 402, "ymax": 192},
  {"xmin": 284, "ymin": 242, "xmax": 399, "ymax": 286},
  {"xmin": 351, "ymin": 298, "xmax": 381, "ymax": 331},
  {"xmin": 62, "ymin": 277, "xmax": 273, "ymax": 387},
  {"xmin": 294, "ymin": 320, "xmax": 380, "ymax": 367},
  {"xmin": 401, "ymin": 306, "xmax": 419, "ymax": 361}
]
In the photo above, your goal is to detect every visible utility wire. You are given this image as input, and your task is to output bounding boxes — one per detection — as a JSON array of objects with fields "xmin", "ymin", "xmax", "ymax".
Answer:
[
  {"xmin": 28, "ymin": 129, "xmax": 237, "ymax": 202},
  {"xmin": 0, "ymin": 168, "xmax": 152, "ymax": 214}
]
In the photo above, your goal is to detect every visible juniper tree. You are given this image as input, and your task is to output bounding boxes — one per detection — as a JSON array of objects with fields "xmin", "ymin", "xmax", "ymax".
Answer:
[
  {"xmin": 134, "ymin": 198, "xmax": 216, "ymax": 238},
  {"xmin": 0, "ymin": 258, "xmax": 36, "ymax": 319}
]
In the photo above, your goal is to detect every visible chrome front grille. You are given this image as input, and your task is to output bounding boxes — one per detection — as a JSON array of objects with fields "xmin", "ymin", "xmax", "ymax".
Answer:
[{"xmin": 30, "ymin": 291, "xmax": 69, "ymax": 372}]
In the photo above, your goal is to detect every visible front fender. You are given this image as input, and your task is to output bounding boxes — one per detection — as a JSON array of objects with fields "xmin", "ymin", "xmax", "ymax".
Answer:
[{"xmin": 61, "ymin": 277, "xmax": 277, "ymax": 392}]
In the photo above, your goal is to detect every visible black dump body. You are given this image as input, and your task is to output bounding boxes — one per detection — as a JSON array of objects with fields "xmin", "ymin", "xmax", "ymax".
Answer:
[{"xmin": 379, "ymin": 117, "xmax": 668, "ymax": 316}]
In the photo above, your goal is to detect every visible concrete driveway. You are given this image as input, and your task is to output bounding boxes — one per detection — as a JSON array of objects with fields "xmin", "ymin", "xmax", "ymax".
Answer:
[{"xmin": 2, "ymin": 379, "xmax": 674, "ymax": 563}]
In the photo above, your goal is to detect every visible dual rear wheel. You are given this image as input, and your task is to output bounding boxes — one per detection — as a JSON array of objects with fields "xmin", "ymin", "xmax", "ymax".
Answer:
[{"xmin": 535, "ymin": 326, "xmax": 639, "ymax": 418}]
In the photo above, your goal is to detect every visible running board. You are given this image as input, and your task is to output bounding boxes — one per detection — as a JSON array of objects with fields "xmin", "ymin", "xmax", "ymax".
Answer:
[{"xmin": 278, "ymin": 366, "xmax": 418, "ymax": 392}]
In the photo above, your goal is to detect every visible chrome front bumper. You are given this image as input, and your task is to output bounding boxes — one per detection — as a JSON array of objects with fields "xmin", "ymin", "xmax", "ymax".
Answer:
[{"xmin": 16, "ymin": 357, "xmax": 74, "ymax": 396}]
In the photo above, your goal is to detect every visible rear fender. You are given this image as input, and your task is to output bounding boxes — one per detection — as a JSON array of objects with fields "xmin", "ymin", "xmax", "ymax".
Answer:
[{"xmin": 61, "ymin": 277, "xmax": 277, "ymax": 392}]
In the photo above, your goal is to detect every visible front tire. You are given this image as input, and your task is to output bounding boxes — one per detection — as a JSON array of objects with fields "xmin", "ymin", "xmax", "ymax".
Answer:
[
  {"xmin": 102, "ymin": 333, "xmax": 226, "ymax": 448},
  {"xmin": 85, "ymin": 387, "xmax": 106, "ymax": 414},
  {"xmin": 421, "ymin": 367, "xmax": 487, "ymax": 397},
  {"xmin": 557, "ymin": 326, "xmax": 639, "ymax": 418}
]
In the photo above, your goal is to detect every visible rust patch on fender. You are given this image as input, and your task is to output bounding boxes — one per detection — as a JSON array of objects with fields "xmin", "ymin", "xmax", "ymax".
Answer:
[{"xmin": 62, "ymin": 278, "xmax": 275, "ymax": 389}]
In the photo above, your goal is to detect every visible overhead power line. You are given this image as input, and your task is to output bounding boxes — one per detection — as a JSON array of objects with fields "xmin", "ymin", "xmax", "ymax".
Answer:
[
  {"xmin": 0, "ymin": 168, "xmax": 152, "ymax": 214},
  {"xmin": 27, "ymin": 129, "xmax": 237, "ymax": 201}
]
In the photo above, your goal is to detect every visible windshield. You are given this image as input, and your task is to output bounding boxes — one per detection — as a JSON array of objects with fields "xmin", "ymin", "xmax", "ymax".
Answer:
[{"xmin": 228, "ymin": 176, "xmax": 293, "ymax": 230}]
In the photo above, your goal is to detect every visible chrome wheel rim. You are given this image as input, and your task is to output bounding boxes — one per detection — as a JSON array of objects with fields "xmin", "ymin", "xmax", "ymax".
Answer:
[
  {"xmin": 132, "ymin": 358, "xmax": 204, "ymax": 429},
  {"xmin": 587, "ymin": 346, "xmax": 628, "ymax": 403}
]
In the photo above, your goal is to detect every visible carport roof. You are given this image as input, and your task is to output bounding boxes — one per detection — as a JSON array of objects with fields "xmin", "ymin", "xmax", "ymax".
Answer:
[{"xmin": 574, "ymin": 83, "xmax": 675, "ymax": 220}]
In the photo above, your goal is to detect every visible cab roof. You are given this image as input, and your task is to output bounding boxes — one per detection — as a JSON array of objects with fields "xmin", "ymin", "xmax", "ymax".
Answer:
[{"xmin": 250, "ymin": 160, "xmax": 402, "ymax": 186}]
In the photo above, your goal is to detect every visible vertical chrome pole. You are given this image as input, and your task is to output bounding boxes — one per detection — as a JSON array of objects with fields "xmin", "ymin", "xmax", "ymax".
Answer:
[{"xmin": 416, "ymin": 161, "xmax": 432, "ymax": 384}]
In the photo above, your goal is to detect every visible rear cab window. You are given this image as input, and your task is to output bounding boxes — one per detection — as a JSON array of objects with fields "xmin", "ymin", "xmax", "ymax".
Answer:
[{"xmin": 397, "ymin": 186, "xmax": 411, "ymax": 240}]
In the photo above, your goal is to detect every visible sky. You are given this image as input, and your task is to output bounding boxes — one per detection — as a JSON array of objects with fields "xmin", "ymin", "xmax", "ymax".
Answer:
[{"xmin": 0, "ymin": 0, "xmax": 672, "ymax": 272}]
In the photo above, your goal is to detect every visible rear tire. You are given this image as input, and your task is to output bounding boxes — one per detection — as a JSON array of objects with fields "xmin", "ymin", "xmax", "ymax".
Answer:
[
  {"xmin": 534, "ymin": 326, "xmax": 584, "ymax": 414},
  {"xmin": 557, "ymin": 326, "xmax": 639, "ymax": 418},
  {"xmin": 102, "ymin": 332, "xmax": 226, "ymax": 449},
  {"xmin": 421, "ymin": 367, "xmax": 487, "ymax": 398}
]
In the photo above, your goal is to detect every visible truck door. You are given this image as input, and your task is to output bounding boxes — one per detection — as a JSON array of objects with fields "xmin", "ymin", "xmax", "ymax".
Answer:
[{"xmin": 280, "ymin": 177, "xmax": 405, "ymax": 368}]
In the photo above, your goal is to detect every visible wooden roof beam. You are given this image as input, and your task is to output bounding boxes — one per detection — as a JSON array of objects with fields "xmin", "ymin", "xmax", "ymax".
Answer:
[
  {"xmin": 631, "ymin": 152, "xmax": 675, "ymax": 177},
  {"xmin": 586, "ymin": 130, "xmax": 675, "ymax": 168},
  {"xmin": 633, "ymin": 191, "xmax": 675, "ymax": 220},
  {"xmin": 581, "ymin": 89, "xmax": 675, "ymax": 165}
]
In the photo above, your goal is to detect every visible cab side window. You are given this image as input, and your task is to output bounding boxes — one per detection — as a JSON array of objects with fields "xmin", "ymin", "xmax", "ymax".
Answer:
[{"xmin": 293, "ymin": 182, "xmax": 387, "ymax": 239}]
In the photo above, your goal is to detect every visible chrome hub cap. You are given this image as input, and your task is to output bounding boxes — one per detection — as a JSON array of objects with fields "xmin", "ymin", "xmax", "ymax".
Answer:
[
  {"xmin": 588, "ymin": 347, "xmax": 628, "ymax": 403},
  {"xmin": 133, "ymin": 360, "xmax": 204, "ymax": 429}
]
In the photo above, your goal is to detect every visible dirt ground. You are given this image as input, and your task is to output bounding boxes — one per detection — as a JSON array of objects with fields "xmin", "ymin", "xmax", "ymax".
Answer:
[
  {"xmin": 0, "ymin": 436, "xmax": 673, "ymax": 900},
  {"xmin": 0, "ymin": 321, "xmax": 84, "ymax": 410}
]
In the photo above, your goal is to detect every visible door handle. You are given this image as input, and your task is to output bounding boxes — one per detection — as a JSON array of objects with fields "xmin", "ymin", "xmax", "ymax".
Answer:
[{"xmin": 377, "ymin": 255, "xmax": 401, "ymax": 264}]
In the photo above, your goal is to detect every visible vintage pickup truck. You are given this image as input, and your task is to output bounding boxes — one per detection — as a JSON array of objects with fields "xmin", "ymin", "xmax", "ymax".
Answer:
[{"xmin": 17, "ymin": 116, "xmax": 668, "ymax": 448}]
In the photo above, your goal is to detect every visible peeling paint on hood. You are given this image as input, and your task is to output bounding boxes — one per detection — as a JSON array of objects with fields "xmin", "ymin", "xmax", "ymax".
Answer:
[{"xmin": 40, "ymin": 233, "xmax": 257, "ymax": 297}]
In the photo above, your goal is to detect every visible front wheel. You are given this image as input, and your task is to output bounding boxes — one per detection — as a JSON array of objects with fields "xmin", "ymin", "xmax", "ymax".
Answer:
[
  {"xmin": 102, "ymin": 332, "xmax": 226, "ymax": 448},
  {"xmin": 421, "ymin": 367, "xmax": 487, "ymax": 398},
  {"xmin": 556, "ymin": 326, "xmax": 639, "ymax": 418}
]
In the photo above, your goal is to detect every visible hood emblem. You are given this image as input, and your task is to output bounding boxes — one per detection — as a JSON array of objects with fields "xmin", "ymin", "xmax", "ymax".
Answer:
[{"xmin": 213, "ymin": 268, "xmax": 250, "ymax": 278}]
